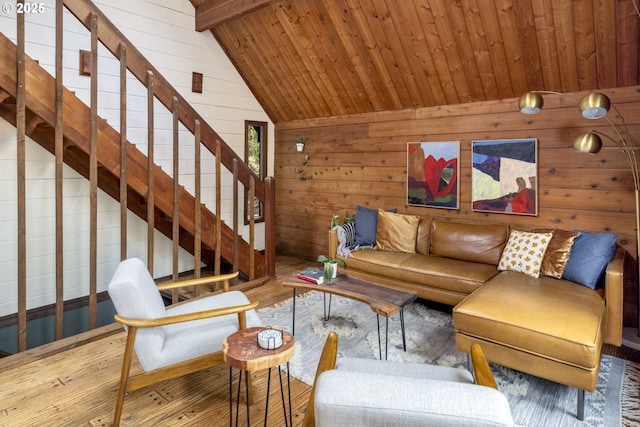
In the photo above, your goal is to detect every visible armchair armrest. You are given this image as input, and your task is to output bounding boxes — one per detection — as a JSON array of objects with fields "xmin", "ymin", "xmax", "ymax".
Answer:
[
  {"xmin": 156, "ymin": 271, "xmax": 239, "ymax": 293},
  {"xmin": 114, "ymin": 300, "xmax": 259, "ymax": 328},
  {"xmin": 603, "ymin": 245, "xmax": 625, "ymax": 346},
  {"xmin": 471, "ymin": 343, "xmax": 497, "ymax": 389},
  {"xmin": 314, "ymin": 370, "xmax": 513, "ymax": 427}
]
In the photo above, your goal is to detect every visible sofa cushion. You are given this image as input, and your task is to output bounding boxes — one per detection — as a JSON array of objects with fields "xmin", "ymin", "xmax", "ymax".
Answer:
[
  {"xmin": 415, "ymin": 218, "xmax": 432, "ymax": 254},
  {"xmin": 562, "ymin": 230, "xmax": 618, "ymax": 289},
  {"xmin": 375, "ymin": 210, "xmax": 420, "ymax": 253},
  {"xmin": 453, "ymin": 272, "xmax": 605, "ymax": 370},
  {"xmin": 430, "ymin": 220, "xmax": 509, "ymax": 265},
  {"xmin": 354, "ymin": 205, "xmax": 396, "ymax": 247},
  {"xmin": 346, "ymin": 250, "xmax": 499, "ymax": 295},
  {"xmin": 497, "ymin": 230, "xmax": 553, "ymax": 278}
]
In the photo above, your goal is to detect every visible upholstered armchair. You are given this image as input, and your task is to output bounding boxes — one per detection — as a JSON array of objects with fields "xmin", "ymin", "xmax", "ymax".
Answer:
[
  {"xmin": 308, "ymin": 337, "xmax": 513, "ymax": 427},
  {"xmin": 107, "ymin": 258, "xmax": 262, "ymax": 427}
]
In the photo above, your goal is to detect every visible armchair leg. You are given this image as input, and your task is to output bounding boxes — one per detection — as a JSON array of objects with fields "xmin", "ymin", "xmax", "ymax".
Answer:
[{"xmin": 114, "ymin": 328, "xmax": 137, "ymax": 427}]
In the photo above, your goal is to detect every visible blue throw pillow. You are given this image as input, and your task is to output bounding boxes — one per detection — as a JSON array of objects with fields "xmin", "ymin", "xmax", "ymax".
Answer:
[
  {"xmin": 562, "ymin": 230, "xmax": 618, "ymax": 289},
  {"xmin": 354, "ymin": 205, "xmax": 396, "ymax": 247}
]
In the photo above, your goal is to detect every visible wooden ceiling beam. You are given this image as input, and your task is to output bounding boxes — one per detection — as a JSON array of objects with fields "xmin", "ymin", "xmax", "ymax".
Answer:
[{"xmin": 195, "ymin": 0, "xmax": 272, "ymax": 31}]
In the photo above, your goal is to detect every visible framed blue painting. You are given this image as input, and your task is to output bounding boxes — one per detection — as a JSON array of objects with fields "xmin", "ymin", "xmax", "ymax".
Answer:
[{"xmin": 472, "ymin": 138, "xmax": 538, "ymax": 216}]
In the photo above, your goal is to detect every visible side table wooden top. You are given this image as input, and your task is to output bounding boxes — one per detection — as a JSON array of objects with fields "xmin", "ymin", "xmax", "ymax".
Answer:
[{"xmin": 223, "ymin": 326, "xmax": 295, "ymax": 371}]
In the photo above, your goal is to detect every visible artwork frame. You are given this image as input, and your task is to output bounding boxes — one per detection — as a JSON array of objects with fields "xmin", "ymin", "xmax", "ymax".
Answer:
[
  {"xmin": 471, "ymin": 138, "xmax": 538, "ymax": 216},
  {"xmin": 407, "ymin": 141, "xmax": 460, "ymax": 209}
]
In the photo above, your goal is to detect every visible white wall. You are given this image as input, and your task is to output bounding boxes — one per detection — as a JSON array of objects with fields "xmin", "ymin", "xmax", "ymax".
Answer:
[{"xmin": 0, "ymin": 0, "xmax": 274, "ymax": 317}]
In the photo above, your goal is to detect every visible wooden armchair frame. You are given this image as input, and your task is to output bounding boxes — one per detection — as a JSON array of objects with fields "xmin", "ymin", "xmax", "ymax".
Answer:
[
  {"xmin": 303, "ymin": 331, "xmax": 338, "ymax": 427},
  {"xmin": 470, "ymin": 342, "xmax": 498, "ymax": 389},
  {"xmin": 113, "ymin": 271, "xmax": 258, "ymax": 427}
]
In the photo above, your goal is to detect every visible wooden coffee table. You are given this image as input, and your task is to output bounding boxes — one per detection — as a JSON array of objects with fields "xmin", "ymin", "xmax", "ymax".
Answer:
[{"xmin": 282, "ymin": 273, "xmax": 417, "ymax": 360}]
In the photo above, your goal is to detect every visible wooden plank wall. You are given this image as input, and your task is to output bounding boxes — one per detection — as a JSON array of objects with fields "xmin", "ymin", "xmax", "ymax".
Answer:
[{"xmin": 274, "ymin": 86, "xmax": 640, "ymax": 263}]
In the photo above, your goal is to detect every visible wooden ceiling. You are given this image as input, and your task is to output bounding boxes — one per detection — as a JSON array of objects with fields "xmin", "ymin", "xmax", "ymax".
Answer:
[{"xmin": 191, "ymin": 0, "xmax": 640, "ymax": 123}]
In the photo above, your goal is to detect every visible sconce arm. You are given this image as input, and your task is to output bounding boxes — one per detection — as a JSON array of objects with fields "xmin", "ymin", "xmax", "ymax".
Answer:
[
  {"xmin": 528, "ymin": 90, "xmax": 563, "ymax": 95},
  {"xmin": 591, "ymin": 124, "xmax": 640, "ymax": 191}
]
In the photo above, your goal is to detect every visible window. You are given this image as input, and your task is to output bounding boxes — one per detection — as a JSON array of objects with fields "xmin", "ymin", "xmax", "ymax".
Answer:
[{"xmin": 244, "ymin": 121, "xmax": 267, "ymax": 223}]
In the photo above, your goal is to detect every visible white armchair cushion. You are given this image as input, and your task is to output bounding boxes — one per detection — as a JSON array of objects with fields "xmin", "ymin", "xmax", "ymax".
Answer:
[
  {"xmin": 336, "ymin": 357, "xmax": 474, "ymax": 383},
  {"xmin": 108, "ymin": 258, "xmax": 167, "ymax": 319},
  {"xmin": 315, "ymin": 370, "xmax": 513, "ymax": 427},
  {"xmin": 108, "ymin": 258, "xmax": 262, "ymax": 372},
  {"xmin": 155, "ymin": 291, "xmax": 262, "ymax": 371},
  {"xmin": 108, "ymin": 258, "xmax": 167, "ymax": 369}
]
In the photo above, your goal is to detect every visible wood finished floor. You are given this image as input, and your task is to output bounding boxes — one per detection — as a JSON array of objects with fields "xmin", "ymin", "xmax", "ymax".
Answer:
[
  {"xmin": 0, "ymin": 254, "xmax": 638, "ymax": 427},
  {"xmin": 0, "ymin": 255, "xmax": 310, "ymax": 427}
]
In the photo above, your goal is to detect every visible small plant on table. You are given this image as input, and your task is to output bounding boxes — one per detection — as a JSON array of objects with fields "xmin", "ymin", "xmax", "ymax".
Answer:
[{"xmin": 317, "ymin": 255, "xmax": 347, "ymax": 284}]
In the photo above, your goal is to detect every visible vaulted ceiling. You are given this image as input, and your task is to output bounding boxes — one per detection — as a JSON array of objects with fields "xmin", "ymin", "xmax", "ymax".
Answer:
[{"xmin": 191, "ymin": 0, "xmax": 640, "ymax": 123}]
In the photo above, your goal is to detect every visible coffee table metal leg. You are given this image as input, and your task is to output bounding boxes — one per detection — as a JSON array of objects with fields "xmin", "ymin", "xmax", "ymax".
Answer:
[
  {"xmin": 323, "ymin": 293, "xmax": 327, "ymax": 320},
  {"xmin": 385, "ymin": 316, "xmax": 389, "ymax": 360},
  {"xmin": 376, "ymin": 314, "xmax": 382, "ymax": 360},
  {"xmin": 323, "ymin": 293, "xmax": 333, "ymax": 320},
  {"xmin": 400, "ymin": 309, "xmax": 407, "ymax": 351},
  {"xmin": 292, "ymin": 289, "xmax": 296, "ymax": 336},
  {"xmin": 375, "ymin": 315, "xmax": 390, "ymax": 360}
]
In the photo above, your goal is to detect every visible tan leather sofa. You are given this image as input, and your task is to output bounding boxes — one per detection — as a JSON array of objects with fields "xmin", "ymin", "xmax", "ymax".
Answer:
[{"xmin": 328, "ymin": 217, "xmax": 624, "ymax": 420}]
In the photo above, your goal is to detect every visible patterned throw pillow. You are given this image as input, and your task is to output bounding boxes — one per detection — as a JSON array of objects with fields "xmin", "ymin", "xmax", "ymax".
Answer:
[{"xmin": 498, "ymin": 230, "xmax": 553, "ymax": 278}]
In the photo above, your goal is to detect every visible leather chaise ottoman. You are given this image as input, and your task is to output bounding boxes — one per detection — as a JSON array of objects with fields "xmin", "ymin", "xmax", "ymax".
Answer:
[{"xmin": 453, "ymin": 271, "xmax": 606, "ymax": 420}]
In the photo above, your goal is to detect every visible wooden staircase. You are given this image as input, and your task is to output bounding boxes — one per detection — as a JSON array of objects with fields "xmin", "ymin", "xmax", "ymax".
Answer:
[
  {"xmin": 0, "ymin": 0, "xmax": 275, "ymax": 352},
  {"xmin": 0, "ymin": 32, "xmax": 267, "ymax": 277}
]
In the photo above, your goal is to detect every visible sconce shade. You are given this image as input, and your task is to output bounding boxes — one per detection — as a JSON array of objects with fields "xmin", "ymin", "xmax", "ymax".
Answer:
[
  {"xmin": 518, "ymin": 92, "xmax": 544, "ymax": 114},
  {"xmin": 579, "ymin": 92, "xmax": 610, "ymax": 119},
  {"xmin": 573, "ymin": 132, "xmax": 603, "ymax": 154}
]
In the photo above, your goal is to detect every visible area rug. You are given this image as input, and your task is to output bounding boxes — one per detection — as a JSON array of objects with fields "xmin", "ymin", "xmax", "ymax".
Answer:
[{"xmin": 258, "ymin": 291, "xmax": 640, "ymax": 427}]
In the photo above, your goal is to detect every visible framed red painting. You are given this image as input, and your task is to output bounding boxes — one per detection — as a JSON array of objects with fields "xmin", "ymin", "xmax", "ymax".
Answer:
[{"xmin": 407, "ymin": 141, "xmax": 459, "ymax": 209}]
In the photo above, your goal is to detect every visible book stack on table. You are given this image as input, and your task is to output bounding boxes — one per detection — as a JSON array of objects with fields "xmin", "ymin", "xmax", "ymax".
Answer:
[{"xmin": 297, "ymin": 267, "xmax": 324, "ymax": 284}]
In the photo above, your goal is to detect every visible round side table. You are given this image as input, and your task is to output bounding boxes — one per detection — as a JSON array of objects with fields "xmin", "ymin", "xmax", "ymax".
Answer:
[{"xmin": 223, "ymin": 326, "xmax": 295, "ymax": 427}]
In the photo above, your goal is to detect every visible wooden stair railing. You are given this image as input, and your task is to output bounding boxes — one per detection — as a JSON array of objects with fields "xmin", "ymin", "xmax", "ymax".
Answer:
[
  {"xmin": 0, "ymin": 0, "xmax": 275, "ymax": 352},
  {"xmin": 61, "ymin": 0, "xmax": 274, "ymax": 278},
  {"xmin": 63, "ymin": 0, "xmax": 267, "ymax": 202},
  {"xmin": 0, "ymin": 33, "xmax": 268, "ymax": 278}
]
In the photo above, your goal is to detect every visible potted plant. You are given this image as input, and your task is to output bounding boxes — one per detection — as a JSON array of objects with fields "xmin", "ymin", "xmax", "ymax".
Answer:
[
  {"xmin": 330, "ymin": 211, "xmax": 355, "ymax": 228},
  {"xmin": 296, "ymin": 136, "xmax": 306, "ymax": 152},
  {"xmin": 295, "ymin": 136, "xmax": 312, "ymax": 180},
  {"xmin": 317, "ymin": 255, "xmax": 347, "ymax": 284}
]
